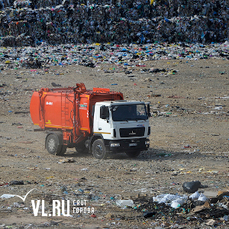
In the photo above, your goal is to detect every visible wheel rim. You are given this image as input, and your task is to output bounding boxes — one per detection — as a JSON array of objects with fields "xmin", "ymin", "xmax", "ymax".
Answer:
[
  {"xmin": 48, "ymin": 138, "xmax": 56, "ymax": 152},
  {"xmin": 95, "ymin": 144, "xmax": 103, "ymax": 157}
]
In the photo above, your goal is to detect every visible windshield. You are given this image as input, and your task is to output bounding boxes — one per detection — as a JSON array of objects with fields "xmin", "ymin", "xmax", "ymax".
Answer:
[{"xmin": 111, "ymin": 104, "xmax": 148, "ymax": 121}]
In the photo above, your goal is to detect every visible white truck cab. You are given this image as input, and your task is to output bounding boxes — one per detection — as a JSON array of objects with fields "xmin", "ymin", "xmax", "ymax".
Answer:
[{"xmin": 91, "ymin": 100, "xmax": 150, "ymax": 158}]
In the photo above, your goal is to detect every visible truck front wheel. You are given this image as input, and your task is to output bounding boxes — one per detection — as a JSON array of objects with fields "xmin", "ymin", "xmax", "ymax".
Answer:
[
  {"xmin": 46, "ymin": 133, "xmax": 64, "ymax": 156},
  {"xmin": 126, "ymin": 151, "xmax": 141, "ymax": 158},
  {"xmin": 92, "ymin": 139, "xmax": 107, "ymax": 159}
]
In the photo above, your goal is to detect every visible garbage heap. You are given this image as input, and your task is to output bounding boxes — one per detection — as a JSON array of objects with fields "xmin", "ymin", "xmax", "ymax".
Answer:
[
  {"xmin": 133, "ymin": 191, "xmax": 229, "ymax": 227},
  {"xmin": 0, "ymin": 42, "xmax": 229, "ymax": 71},
  {"xmin": 0, "ymin": 0, "xmax": 228, "ymax": 46}
]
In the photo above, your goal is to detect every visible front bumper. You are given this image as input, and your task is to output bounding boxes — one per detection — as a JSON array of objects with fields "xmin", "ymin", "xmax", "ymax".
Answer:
[{"xmin": 104, "ymin": 138, "xmax": 150, "ymax": 154}]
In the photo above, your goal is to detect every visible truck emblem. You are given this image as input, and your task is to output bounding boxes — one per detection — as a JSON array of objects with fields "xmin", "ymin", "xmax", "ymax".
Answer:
[
  {"xmin": 129, "ymin": 131, "xmax": 136, "ymax": 135},
  {"xmin": 46, "ymin": 102, "xmax": 53, "ymax": 105}
]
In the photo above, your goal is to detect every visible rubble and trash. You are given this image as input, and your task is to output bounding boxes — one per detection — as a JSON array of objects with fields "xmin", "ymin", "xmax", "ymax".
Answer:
[
  {"xmin": 0, "ymin": 194, "xmax": 16, "ymax": 199},
  {"xmin": 58, "ymin": 157, "xmax": 75, "ymax": 163},
  {"xmin": 182, "ymin": 180, "xmax": 208, "ymax": 193},
  {"xmin": 0, "ymin": 0, "xmax": 229, "ymax": 46},
  {"xmin": 134, "ymin": 190, "xmax": 229, "ymax": 227},
  {"xmin": 153, "ymin": 193, "xmax": 188, "ymax": 209},
  {"xmin": 143, "ymin": 211, "xmax": 156, "ymax": 218},
  {"xmin": 0, "ymin": 1, "xmax": 228, "ymax": 71},
  {"xmin": 116, "ymin": 199, "xmax": 134, "ymax": 208},
  {"xmin": 9, "ymin": 180, "xmax": 24, "ymax": 185},
  {"xmin": 0, "ymin": 41, "xmax": 228, "ymax": 71},
  {"xmin": 51, "ymin": 82, "xmax": 62, "ymax": 87}
]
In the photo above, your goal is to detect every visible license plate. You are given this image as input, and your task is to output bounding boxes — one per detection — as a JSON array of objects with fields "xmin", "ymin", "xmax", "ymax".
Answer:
[{"xmin": 129, "ymin": 143, "xmax": 137, "ymax": 147}]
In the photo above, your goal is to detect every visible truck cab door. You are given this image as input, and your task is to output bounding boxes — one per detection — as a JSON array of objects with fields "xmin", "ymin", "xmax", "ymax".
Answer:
[{"xmin": 93, "ymin": 105, "xmax": 112, "ymax": 139}]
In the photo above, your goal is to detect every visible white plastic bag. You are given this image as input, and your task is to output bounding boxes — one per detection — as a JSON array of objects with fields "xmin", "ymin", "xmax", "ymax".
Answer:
[
  {"xmin": 189, "ymin": 191, "xmax": 200, "ymax": 200},
  {"xmin": 116, "ymin": 199, "xmax": 134, "ymax": 207}
]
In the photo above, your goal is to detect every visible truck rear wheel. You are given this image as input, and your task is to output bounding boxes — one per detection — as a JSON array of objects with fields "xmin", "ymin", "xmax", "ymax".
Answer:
[
  {"xmin": 92, "ymin": 139, "xmax": 107, "ymax": 159},
  {"xmin": 126, "ymin": 151, "xmax": 141, "ymax": 158},
  {"xmin": 57, "ymin": 145, "xmax": 67, "ymax": 156},
  {"xmin": 75, "ymin": 141, "xmax": 87, "ymax": 154},
  {"xmin": 46, "ymin": 133, "xmax": 64, "ymax": 156}
]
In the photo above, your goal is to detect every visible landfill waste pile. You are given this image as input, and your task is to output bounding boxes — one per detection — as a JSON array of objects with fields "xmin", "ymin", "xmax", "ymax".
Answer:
[
  {"xmin": 133, "ymin": 190, "xmax": 229, "ymax": 228},
  {"xmin": 0, "ymin": 0, "xmax": 228, "ymax": 46},
  {"xmin": 0, "ymin": 41, "xmax": 229, "ymax": 72}
]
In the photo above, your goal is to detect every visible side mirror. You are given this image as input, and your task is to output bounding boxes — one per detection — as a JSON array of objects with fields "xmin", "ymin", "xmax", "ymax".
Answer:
[
  {"xmin": 100, "ymin": 106, "xmax": 109, "ymax": 119},
  {"xmin": 147, "ymin": 104, "xmax": 151, "ymax": 117}
]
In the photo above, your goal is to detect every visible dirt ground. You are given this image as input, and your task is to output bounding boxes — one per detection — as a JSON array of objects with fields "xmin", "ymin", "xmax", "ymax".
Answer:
[{"xmin": 0, "ymin": 57, "xmax": 229, "ymax": 228}]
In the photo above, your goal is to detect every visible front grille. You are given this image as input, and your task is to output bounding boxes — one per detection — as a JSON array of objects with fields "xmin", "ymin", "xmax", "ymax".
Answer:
[{"xmin": 119, "ymin": 127, "xmax": 145, "ymax": 137}]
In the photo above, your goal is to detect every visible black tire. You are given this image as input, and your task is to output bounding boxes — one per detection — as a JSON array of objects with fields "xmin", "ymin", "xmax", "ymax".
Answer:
[
  {"xmin": 56, "ymin": 145, "xmax": 67, "ymax": 156},
  {"xmin": 75, "ymin": 141, "xmax": 87, "ymax": 154},
  {"xmin": 126, "ymin": 151, "xmax": 141, "ymax": 158},
  {"xmin": 92, "ymin": 139, "xmax": 107, "ymax": 159},
  {"xmin": 45, "ymin": 133, "xmax": 63, "ymax": 155}
]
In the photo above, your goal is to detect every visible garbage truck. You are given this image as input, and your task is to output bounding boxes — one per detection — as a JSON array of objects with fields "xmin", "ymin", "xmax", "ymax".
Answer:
[{"xmin": 30, "ymin": 83, "xmax": 150, "ymax": 159}]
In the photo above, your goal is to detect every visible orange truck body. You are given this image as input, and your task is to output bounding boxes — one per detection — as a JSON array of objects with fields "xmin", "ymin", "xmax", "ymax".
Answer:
[{"xmin": 30, "ymin": 83, "xmax": 123, "ymax": 144}]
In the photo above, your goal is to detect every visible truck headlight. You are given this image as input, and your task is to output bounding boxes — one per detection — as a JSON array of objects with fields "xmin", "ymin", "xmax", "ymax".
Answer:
[
  {"xmin": 110, "ymin": 143, "xmax": 120, "ymax": 147},
  {"xmin": 145, "ymin": 140, "xmax": 150, "ymax": 145}
]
